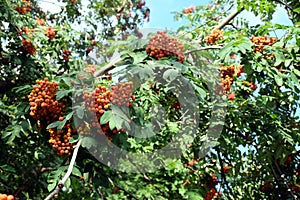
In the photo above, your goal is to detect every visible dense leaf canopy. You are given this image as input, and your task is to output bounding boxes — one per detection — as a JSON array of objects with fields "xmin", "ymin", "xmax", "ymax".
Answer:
[{"xmin": 0, "ymin": 0, "xmax": 300, "ymax": 199}]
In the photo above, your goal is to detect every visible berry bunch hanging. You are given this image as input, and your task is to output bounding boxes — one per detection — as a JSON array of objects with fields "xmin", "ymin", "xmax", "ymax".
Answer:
[
  {"xmin": 205, "ymin": 29, "xmax": 224, "ymax": 44},
  {"xmin": 220, "ymin": 65, "xmax": 235, "ymax": 93},
  {"xmin": 48, "ymin": 123, "xmax": 75, "ymax": 156},
  {"xmin": 204, "ymin": 188, "xmax": 221, "ymax": 200},
  {"xmin": 28, "ymin": 78, "xmax": 65, "ymax": 123},
  {"xmin": 250, "ymin": 35, "xmax": 277, "ymax": 53},
  {"xmin": 44, "ymin": 26, "xmax": 57, "ymax": 40},
  {"xmin": 81, "ymin": 83, "xmax": 135, "ymax": 139},
  {"xmin": 184, "ymin": 6, "xmax": 195, "ymax": 14},
  {"xmin": 22, "ymin": 38, "xmax": 36, "ymax": 55},
  {"xmin": 82, "ymin": 85, "xmax": 120, "ymax": 139},
  {"xmin": 111, "ymin": 82, "xmax": 135, "ymax": 107},
  {"xmin": 62, "ymin": 49, "xmax": 71, "ymax": 62},
  {"xmin": 15, "ymin": 0, "xmax": 31, "ymax": 14},
  {"xmin": 146, "ymin": 31, "xmax": 185, "ymax": 63},
  {"xmin": 84, "ymin": 85, "xmax": 112, "ymax": 120}
]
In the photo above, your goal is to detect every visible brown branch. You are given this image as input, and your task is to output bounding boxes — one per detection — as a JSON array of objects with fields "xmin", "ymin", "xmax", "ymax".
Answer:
[
  {"xmin": 214, "ymin": 8, "xmax": 244, "ymax": 30},
  {"xmin": 40, "ymin": 167, "xmax": 56, "ymax": 173},
  {"xmin": 215, "ymin": 147, "xmax": 234, "ymax": 197},
  {"xmin": 97, "ymin": 188, "xmax": 106, "ymax": 200},
  {"xmin": 273, "ymin": 160, "xmax": 296, "ymax": 199},
  {"xmin": 44, "ymin": 139, "xmax": 82, "ymax": 200},
  {"xmin": 94, "ymin": 57, "xmax": 124, "ymax": 77}
]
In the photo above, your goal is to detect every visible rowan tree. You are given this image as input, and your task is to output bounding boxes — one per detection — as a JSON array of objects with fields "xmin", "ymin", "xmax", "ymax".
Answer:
[{"xmin": 0, "ymin": 0, "xmax": 300, "ymax": 199}]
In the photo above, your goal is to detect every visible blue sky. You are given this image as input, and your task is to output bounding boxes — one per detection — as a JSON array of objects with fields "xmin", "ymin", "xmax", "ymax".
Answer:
[
  {"xmin": 39, "ymin": 0, "xmax": 292, "ymax": 31},
  {"xmin": 143, "ymin": 0, "xmax": 209, "ymax": 30},
  {"xmin": 143, "ymin": 0, "xmax": 292, "ymax": 30}
]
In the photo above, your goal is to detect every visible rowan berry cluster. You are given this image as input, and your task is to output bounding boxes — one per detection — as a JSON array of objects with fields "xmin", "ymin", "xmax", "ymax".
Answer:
[
  {"xmin": 28, "ymin": 78, "xmax": 65, "ymax": 123},
  {"xmin": 21, "ymin": 27, "xmax": 34, "ymax": 35},
  {"xmin": 220, "ymin": 65, "xmax": 235, "ymax": 93},
  {"xmin": 15, "ymin": 0, "xmax": 31, "ymax": 14},
  {"xmin": 83, "ymin": 64, "xmax": 96, "ymax": 75},
  {"xmin": 235, "ymin": 64, "xmax": 244, "ymax": 77},
  {"xmin": 22, "ymin": 38, "xmax": 36, "ymax": 55},
  {"xmin": 48, "ymin": 123, "xmax": 75, "ymax": 156},
  {"xmin": 45, "ymin": 26, "xmax": 57, "ymax": 40},
  {"xmin": 204, "ymin": 188, "xmax": 221, "ymax": 200},
  {"xmin": 250, "ymin": 35, "xmax": 277, "ymax": 53},
  {"xmin": 84, "ymin": 85, "xmax": 111, "ymax": 119},
  {"xmin": 111, "ymin": 82, "xmax": 135, "ymax": 107},
  {"xmin": 35, "ymin": 17, "xmax": 45, "ymax": 26},
  {"xmin": 82, "ymin": 85, "xmax": 118, "ymax": 139},
  {"xmin": 184, "ymin": 6, "xmax": 195, "ymax": 14},
  {"xmin": 204, "ymin": 174, "xmax": 221, "ymax": 200},
  {"xmin": 81, "ymin": 83, "xmax": 135, "ymax": 139},
  {"xmin": 62, "ymin": 49, "xmax": 71, "ymax": 62},
  {"xmin": 146, "ymin": 31, "xmax": 185, "ymax": 63},
  {"xmin": 0, "ymin": 193, "xmax": 14, "ymax": 200},
  {"xmin": 207, "ymin": 174, "xmax": 218, "ymax": 188},
  {"xmin": 205, "ymin": 29, "xmax": 224, "ymax": 44}
]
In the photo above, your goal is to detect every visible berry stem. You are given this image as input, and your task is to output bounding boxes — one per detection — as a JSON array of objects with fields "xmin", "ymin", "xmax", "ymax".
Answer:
[{"xmin": 44, "ymin": 138, "xmax": 82, "ymax": 200}]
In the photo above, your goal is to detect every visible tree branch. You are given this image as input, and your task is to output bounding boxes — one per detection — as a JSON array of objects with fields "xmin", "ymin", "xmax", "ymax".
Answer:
[
  {"xmin": 94, "ymin": 57, "xmax": 124, "ymax": 77},
  {"xmin": 44, "ymin": 139, "xmax": 82, "ymax": 200},
  {"xmin": 273, "ymin": 159, "xmax": 296, "ymax": 199},
  {"xmin": 214, "ymin": 8, "xmax": 244, "ymax": 30},
  {"xmin": 215, "ymin": 146, "xmax": 235, "ymax": 197}
]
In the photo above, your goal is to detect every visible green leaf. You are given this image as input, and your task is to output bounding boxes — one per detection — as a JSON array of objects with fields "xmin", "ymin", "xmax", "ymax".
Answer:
[
  {"xmin": 46, "ymin": 121, "xmax": 59, "ymax": 129},
  {"xmin": 76, "ymin": 106, "xmax": 85, "ymax": 119},
  {"xmin": 81, "ymin": 137, "xmax": 98, "ymax": 148},
  {"xmin": 65, "ymin": 178, "xmax": 71, "ymax": 189},
  {"xmin": 163, "ymin": 68, "xmax": 179, "ymax": 82},
  {"xmin": 293, "ymin": 69, "xmax": 300, "ymax": 77},
  {"xmin": 275, "ymin": 75, "xmax": 283, "ymax": 86},
  {"xmin": 69, "ymin": 135, "xmax": 79, "ymax": 143},
  {"xmin": 57, "ymin": 119, "xmax": 67, "ymax": 132},
  {"xmin": 130, "ymin": 52, "xmax": 148, "ymax": 64},
  {"xmin": 47, "ymin": 182, "xmax": 57, "ymax": 192},
  {"xmin": 14, "ymin": 85, "xmax": 31, "ymax": 93},
  {"xmin": 72, "ymin": 166, "xmax": 82, "ymax": 177},
  {"xmin": 100, "ymin": 110, "xmax": 113, "ymax": 124},
  {"xmin": 284, "ymin": 59, "xmax": 292, "ymax": 67},
  {"xmin": 274, "ymin": 51, "xmax": 285, "ymax": 66},
  {"xmin": 187, "ymin": 191, "xmax": 204, "ymax": 200},
  {"xmin": 56, "ymin": 90, "xmax": 71, "ymax": 101},
  {"xmin": 65, "ymin": 111, "xmax": 74, "ymax": 120},
  {"xmin": 293, "ymin": 7, "xmax": 300, "ymax": 13}
]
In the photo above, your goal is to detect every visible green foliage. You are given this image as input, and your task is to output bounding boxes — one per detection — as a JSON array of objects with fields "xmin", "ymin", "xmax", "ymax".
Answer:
[{"xmin": 1, "ymin": 0, "xmax": 300, "ymax": 199}]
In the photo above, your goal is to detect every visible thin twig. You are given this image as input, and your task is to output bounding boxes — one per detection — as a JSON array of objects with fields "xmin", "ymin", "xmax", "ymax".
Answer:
[
  {"xmin": 215, "ymin": 146, "xmax": 235, "ymax": 197},
  {"xmin": 97, "ymin": 188, "xmax": 106, "ymax": 200},
  {"xmin": 40, "ymin": 167, "xmax": 56, "ymax": 173},
  {"xmin": 273, "ymin": 159, "xmax": 296, "ymax": 199},
  {"xmin": 44, "ymin": 139, "xmax": 82, "ymax": 200}
]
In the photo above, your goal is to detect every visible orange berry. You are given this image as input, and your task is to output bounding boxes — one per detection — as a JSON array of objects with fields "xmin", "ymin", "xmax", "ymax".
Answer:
[{"xmin": 0, "ymin": 194, "xmax": 8, "ymax": 200}]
